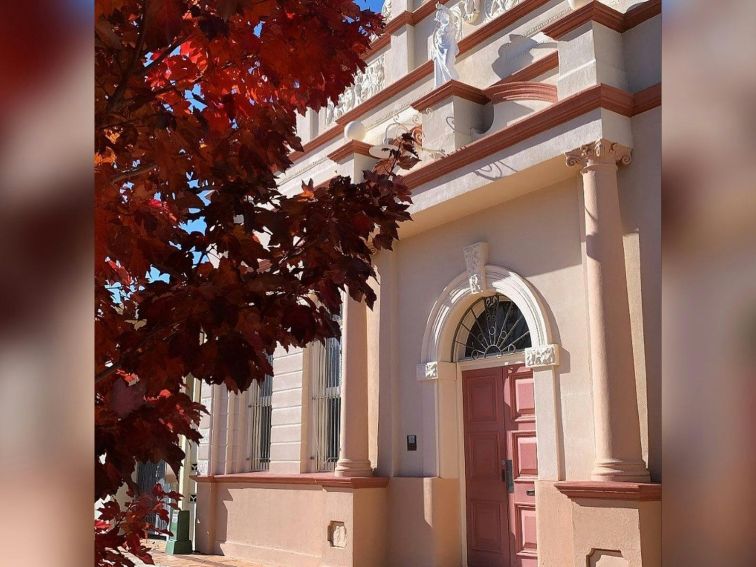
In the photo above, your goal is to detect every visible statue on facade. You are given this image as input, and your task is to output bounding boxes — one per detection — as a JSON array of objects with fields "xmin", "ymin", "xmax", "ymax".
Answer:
[{"xmin": 432, "ymin": 3, "xmax": 460, "ymax": 87}]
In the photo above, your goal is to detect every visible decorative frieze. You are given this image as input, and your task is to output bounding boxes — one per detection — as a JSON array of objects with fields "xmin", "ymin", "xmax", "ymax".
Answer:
[
  {"xmin": 450, "ymin": 0, "xmax": 482, "ymax": 39},
  {"xmin": 326, "ymin": 56, "xmax": 386, "ymax": 125},
  {"xmin": 524, "ymin": 344, "xmax": 560, "ymax": 368},
  {"xmin": 485, "ymin": 0, "xmax": 521, "ymax": 21},
  {"xmin": 463, "ymin": 242, "xmax": 489, "ymax": 294}
]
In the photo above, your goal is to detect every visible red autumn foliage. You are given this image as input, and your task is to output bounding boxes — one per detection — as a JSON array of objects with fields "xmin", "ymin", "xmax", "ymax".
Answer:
[{"xmin": 95, "ymin": 1, "xmax": 416, "ymax": 564}]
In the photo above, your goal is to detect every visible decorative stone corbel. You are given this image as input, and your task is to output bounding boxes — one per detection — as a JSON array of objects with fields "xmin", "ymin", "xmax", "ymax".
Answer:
[
  {"xmin": 463, "ymin": 241, "xmax": 489, "ymax": 294},
  {"xmin": 416, "ymin": 361, "xmax": 457, "ymax": 382},
  {"xmin": 524, "ymin": 344, "xmax": 560, "ymax": 368}
]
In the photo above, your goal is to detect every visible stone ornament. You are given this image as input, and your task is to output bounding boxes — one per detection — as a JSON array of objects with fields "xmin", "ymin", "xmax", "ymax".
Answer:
[
  {"xmin": 416, "ymin": 361, "xmax": 456, "ymax": 381},
  {"xmin": 565, "ymin": 138, "xmax": 632, "ymax": 169},
  {"xmin": 485, "ymin": 0, "xmax": 520, "ymax": 21},
  {"xmin": 328, "ymin": 521, "xmax": 347, "ymax": 548},
  {"xmin": 524, "ymin": 344, "xmax": 560, "ymax": 368},
  {"xmin": 326, "ymin": 56, "xmax": 385, "ymax": 124},
  {"xmin": 432, "ymin": 3, "xmax": 460, "ymax": 87},
  {"xmin": 450, "ymin": 0, "xmax": 482, "ymax": 39},
  {"xmin": 421, "ymin": 361, "xmax": 439, "ymax": 379},
  {"xmin": 463, "ymin": 242, "xmax": 489, "ymax": 294},
  {"xmin": 381, "ymin": 0, "xmax": 392, "ymax": 19}
]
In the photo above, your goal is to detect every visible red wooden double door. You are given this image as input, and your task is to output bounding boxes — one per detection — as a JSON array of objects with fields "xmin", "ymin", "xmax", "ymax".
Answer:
[{"xmin": 462, "ymin": 365, "xmax": 538, "ymax": 567}]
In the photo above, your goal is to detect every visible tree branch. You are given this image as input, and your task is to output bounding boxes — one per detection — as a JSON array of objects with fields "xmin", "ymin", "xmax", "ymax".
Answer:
[{"xmin": 106, "ymin": 0, "xmax": 149, "ymax": 114}]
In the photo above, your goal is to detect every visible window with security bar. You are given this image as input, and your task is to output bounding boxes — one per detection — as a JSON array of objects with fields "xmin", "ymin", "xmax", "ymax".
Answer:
[
  {"xmin": 312, "ymin": 310, "xmax": 342, "ymax": 472},
  {"xmin": 247, "ymin": 358, "xmax": 273, "ymax": 471}
]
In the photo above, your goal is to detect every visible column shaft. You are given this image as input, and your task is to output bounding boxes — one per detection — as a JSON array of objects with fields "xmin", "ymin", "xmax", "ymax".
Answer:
[
  {"xmin": 335, "ymin": 297, "xmax": 372, "ymax": 477},
  {"xmin": 569, "ymin": 139, "xmax": 650, "ymax": 482}
]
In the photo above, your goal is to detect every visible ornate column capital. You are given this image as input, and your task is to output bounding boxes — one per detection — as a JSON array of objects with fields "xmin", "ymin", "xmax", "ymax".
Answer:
[{"xmin": 565, "ymin": 138, "xmax": 632, "ymax": 169}]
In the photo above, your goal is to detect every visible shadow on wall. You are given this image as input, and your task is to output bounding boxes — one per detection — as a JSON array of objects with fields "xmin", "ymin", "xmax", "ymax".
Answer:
[{"xmin": 492, "ymin": 34, "xmax": 556, "ymax": 81}]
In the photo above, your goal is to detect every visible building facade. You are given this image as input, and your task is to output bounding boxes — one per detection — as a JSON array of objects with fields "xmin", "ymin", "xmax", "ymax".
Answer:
[{"xmin": 193, "ymin": 1, "xmax": 662, "ymax": 565}]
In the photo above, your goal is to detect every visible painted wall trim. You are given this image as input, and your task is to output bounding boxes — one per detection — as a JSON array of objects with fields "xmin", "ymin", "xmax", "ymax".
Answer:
[
  {"xmin": 543, "ymin": 0, "xmax": 661, "ymax": 40},
  {"xmin": 554, "ymin": 481, "xmax": 662, "ymax": 501},
  {"xmin": 401, "ymin": 83, "xmax": 660, "ymax": 189},
  {"xmin": 411, "ymin": 80, "xmax": 490, "ymax": 112},
  {"xmin": 192, "ymin": 472, "xmax": 389, "ymax": 489},
  {"xmin": 485, "ymin": 81, "xmax": 558, "ymax": 104}
]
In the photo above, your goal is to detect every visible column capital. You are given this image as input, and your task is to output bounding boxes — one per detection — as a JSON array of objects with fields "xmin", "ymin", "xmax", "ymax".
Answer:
[{"xmin": 565, "ymin": 138, "xmax": 632, "ymax": 169}]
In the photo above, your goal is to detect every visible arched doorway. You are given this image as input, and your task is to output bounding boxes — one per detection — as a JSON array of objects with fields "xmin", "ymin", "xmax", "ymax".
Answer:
[
  {"xmin": 417, "ymin": 264, "xmax": 561, "ymax": 567},
  {"xmin": 454, "ymin": 294, "xmax": 537, "ymax": 567}
]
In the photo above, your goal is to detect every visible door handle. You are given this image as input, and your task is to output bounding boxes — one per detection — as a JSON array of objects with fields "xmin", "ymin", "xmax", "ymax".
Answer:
[{"xmin": 501, "ymin": 459, "xmax": 514, "ymax": 493}]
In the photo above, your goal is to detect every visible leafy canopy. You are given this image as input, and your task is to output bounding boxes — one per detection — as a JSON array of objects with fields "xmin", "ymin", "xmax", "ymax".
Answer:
[{"xmin": 95, "ymin": 1, "xmax": 414, "ymax": 564}]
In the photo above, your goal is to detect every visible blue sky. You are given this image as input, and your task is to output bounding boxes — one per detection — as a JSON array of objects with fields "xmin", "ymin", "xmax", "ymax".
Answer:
[{"xmin": 357, "ymin": 0, "xmax": 386, "ymax": 12}]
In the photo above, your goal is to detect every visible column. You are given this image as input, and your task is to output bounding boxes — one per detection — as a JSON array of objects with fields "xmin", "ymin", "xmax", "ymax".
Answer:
[
  {"xmin": 566, "ymin": 138, "xmax": 650, "ymax": 483},
  {"xmin": 335, "ymin": 297, "xmax": 373, "ymax": 477}
]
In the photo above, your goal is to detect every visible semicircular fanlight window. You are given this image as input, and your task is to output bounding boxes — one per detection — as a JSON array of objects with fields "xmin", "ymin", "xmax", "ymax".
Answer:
[{"xmin": 452, "ymin": 294, "xmax": 531, "ymax": 361}]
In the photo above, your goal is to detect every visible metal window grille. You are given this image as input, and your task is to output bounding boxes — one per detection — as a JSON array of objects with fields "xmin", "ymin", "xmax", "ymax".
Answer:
[
  {"xmin": 313, "ymin": 317, "xmax": 342, "ymax": 472},
  {"xmin": 452, "ymin": 294, "xmax": 532, "ymax": 361},
  {"xmin": 136, "ymin": 460, "xmax": 170, "ymax": 534},
  {"xmin": 248, "ymin": 365, "xmax": 273, "ymax": 471}
]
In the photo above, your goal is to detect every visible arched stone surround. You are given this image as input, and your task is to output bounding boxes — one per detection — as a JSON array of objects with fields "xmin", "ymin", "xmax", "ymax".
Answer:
[{"xmin": 416, "ymin": 262, "xmax": 563, "ymax": 481}]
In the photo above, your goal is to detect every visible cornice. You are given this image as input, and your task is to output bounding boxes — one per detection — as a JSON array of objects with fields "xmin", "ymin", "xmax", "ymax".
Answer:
[
  {"xmin": 542, "ymin": 1, "xmax": 624, "ymax": 39},
  {"xmin": 485, "ymin": 81, "xmax": 557, "ymax": 103},
  {"xmin": 290, "ymin": 1, "xmax": 559, "ymax": 165},
  {"xmin": 289, "ymin": 127, "xmax": 343, "ymax": 163},
  {"xmin": 382, "ymin": 10, "xmax": 413, "ymax": 36},
  {"xmin": 289, "ymin": 0, "xmax": 658, "ymax": 166},
  {"xmin": 412, "ymin": 0, "xmax": 453, "ymax": 25},
  {"xmin": 327, "ymin": 140, "xmax": 373, "ymax": 163},
  {"xmin": 288, "ymin": 60, "xmax": 433, "ymax": 164},
  {"xmin": 193, "ymin": 472, "xmax": 390, "ymax": 489},
  {"xmin": 374, "ymin": 0, "xmax": 452, "ymax": 40},
  {"xmin": 631, "ymin": 83, "xmax": 661, "ymax": 115},
  {"xmin": 401, "ymin": 82, "xmax": 657, "ymax": 189},
  {"xmin": 458, "ymin": 0, "xmax": 552, "ymax": 54},
  {"xmin": 363, "ymin": 33, "xmax": 391, "ymax": 60},
  {"xmin": 543, "ymin": 0, "xmax": 661, "ymax": 40},
  {"xmin": 623, "ymin": 0, "xmax": 661, "ymax": 31},
  {"xmin": 411, "ymin": 80, "xmax": 490, "ymax": 111},
  {"xmin": 555, "ymin": 481, "xmax": 662, "ymax": 501}
]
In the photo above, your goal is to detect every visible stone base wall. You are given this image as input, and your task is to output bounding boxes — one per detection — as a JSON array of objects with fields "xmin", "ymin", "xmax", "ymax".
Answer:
[
  {"xmin": 537, "ymin": 480, "xmax": 661, "ymax": 567},
  {"xmin": 195, "ymin": 481, "xmax": 388, "ymax": 567}
]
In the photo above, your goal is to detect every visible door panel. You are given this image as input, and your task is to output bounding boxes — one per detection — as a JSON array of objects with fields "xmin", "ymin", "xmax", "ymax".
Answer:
[
  {"xmin": 463, "ymin": 365, "xmax": 537, "ymax": 567},
  {"xmin": 505, "ymin": 365, "xmax": 538, "ymax": 566}
]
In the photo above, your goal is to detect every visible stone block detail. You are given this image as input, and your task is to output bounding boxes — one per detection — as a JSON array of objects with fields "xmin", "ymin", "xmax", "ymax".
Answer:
[{"xmin": 524, "ymin": 344, "xmax": 560, "ymax": 368}]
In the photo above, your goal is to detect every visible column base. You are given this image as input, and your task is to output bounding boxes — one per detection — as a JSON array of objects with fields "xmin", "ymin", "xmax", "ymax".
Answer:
[
  {"xmin": 334, "ymin": 458, "xmax": 373, "ymax": 478},
  {"xmin": 591, "ymin": 458, "xmax": 650, "ymax": 483}
]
